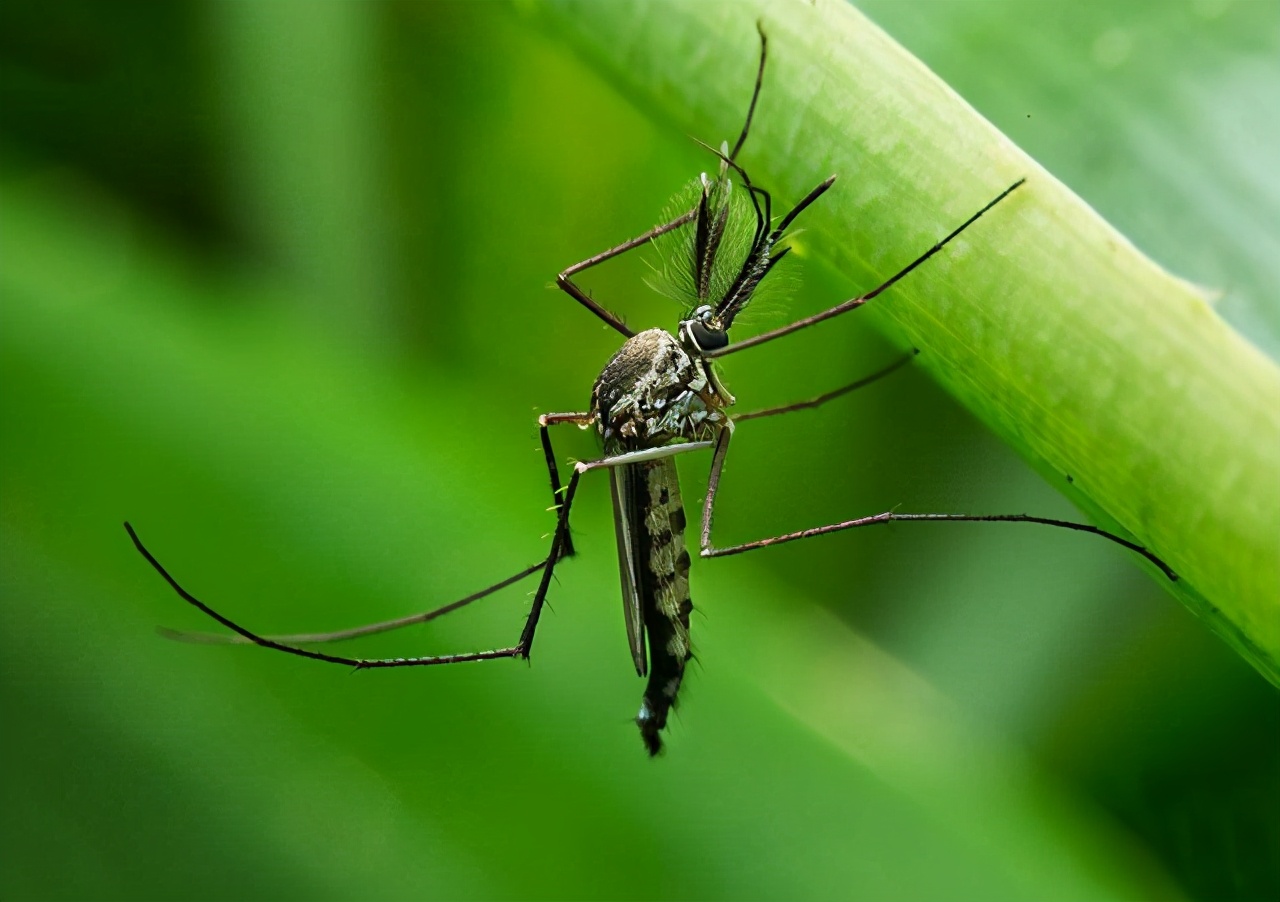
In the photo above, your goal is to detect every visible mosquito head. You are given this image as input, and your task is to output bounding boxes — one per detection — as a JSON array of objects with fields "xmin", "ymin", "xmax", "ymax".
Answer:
[{"xmin": 678, "ymin": 304, "xmax": 729, "ymax": 355}]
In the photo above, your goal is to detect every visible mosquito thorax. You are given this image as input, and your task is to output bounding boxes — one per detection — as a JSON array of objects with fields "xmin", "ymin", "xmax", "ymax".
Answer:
[{"xmin": 590, "ymin": 328, "xmax": 731, "ymax": 451}]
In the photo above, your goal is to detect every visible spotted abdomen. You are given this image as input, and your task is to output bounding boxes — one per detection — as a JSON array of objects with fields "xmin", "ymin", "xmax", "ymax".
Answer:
[{"xmin": 633, "ymin": 458, "xmax": 693, "ymax": 756}]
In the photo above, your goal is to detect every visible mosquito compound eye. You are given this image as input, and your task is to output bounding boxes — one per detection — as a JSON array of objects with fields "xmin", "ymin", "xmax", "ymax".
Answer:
[{"xmin": 690, "ymin": 320, "xmax": 728, "ymax": 351}]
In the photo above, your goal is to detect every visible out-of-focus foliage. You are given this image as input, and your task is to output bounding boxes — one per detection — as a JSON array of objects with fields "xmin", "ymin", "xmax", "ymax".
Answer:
[{"xmin": 1, "ymin": 2, "xmax": 1275, "ymax": 901}]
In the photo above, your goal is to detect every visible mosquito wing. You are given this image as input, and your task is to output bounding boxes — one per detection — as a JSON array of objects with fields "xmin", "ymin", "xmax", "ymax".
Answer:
[{"xmin": 608, "ymin": 463, "xmax": 648, "ymax": 676}]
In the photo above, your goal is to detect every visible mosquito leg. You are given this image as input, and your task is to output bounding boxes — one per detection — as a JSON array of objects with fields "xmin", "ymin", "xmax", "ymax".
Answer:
[
  {"xmin": 157, "ymin": 558, "xmax": 549, "ymax": 647},
  {"xmin": 734, "ymin": 350, "xmax": 917, "ymax": 423},
  {"xmin": 165, "ymin": 409, "xmax": 598, "ymax": 646},
  {"xmin": 696, "ymin": 430, "xmax": 1177, "ymax": 580},
  {"xmin": 728, "ymin": 21, "xmax": 768, "ymax": 161},
  {"xmin": 128, "ymin": 522, "xmax": 547, "ymax": 667},
  {"xmin": 706, "ymin": 179, "xmax": 1027, "ymax": 359},
  {"xmin": 523, "ymin": 438, "xmax": 716, "ymax": 673},
  {"xmin": 513, "ymin": 465, "xmax": 582, "ymax": 658},
  {"xmin": 129, "ymin": 476, "xmax": 586, "ymax": 668},
  {"xmin": 131, "ymin": 439, "xmax": 719, "ymax": 667},
  {"xmin": 558, "ymin": 209, "xmax": 698, "ymax": 337},
  {"xmin": 575, "ymin": 440, "xmax": 716, "ymax": 474},
  {"xmin": 699, "ymin": 428, "xmax": 735, "ymax": 561},
  {"xmin": 132, "ymin": 474, "xmax": 586, "ymax": 668},
  {"xmin": 538, "ymin": 411, "xmax": 596, "ymax": 558},
  {"xmin": 556, "ymin": 25, "xmax": 764, "ymax": 336},
  {"xmin": 515, "ymin": 438, "xmax": 716, "ymax": 657}
]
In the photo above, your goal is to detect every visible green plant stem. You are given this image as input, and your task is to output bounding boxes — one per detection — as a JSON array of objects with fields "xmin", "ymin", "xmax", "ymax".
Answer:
[{"xmin": 531, "ymin": 0, "xmax": 1280, "ymax": 684}]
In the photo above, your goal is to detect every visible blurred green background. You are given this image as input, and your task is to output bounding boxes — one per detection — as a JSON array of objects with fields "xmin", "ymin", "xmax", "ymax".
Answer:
[{"xmin": 2, "ymin": 1, "xmax": 1277, "ymax": 900}]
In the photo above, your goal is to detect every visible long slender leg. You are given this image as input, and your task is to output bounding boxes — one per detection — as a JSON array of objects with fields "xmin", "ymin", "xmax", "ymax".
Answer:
[
  {"xmin": 706, "ymin": 179, "xmax": 1027, "ymax": 359},
  {"xmin": 555, "ymin": 25, "xmax": 765, "ymax": 335},
  {"xmin": 735, "ymin": 351, "xmax": 916, "ymax": 423},
  {"xmin": 539, "ymin": 411, "xmax": 595, "ymax": 557},
  {"xmin": 728, "ymin": 22, "xmax": 768, "ymax": 161},
  {"xmin": 696, "ymin": 429, "xmax": 1178, "ymax": 581},
  {"xmin": 557, "ymin": 209, "xmax": 697, "ymax": 337},
  {"xmin": 158, "ymin": 558, "xmax": 549, "ymax": 646},
  {"xmin": 160, "ymin": 413, "xmax": 602, "ymax": 647},
  {"xmin": 131, "ymin": 468, "xmax": 590, "ymax": 668},
  {"xmin": 511, "ymin": 439, "xmax": 715, "ymax": 658},
  {"xmin": 129, "ymin": 521, "xmax": 546, "ymax": 667},
  {"xmin": 128, "ymin": 441, "xmax": 717, "ymax": 668},
  {"xmin": 576, "ymin": 440, "xmax": 714, "ymax": 474},
  {"xmin": 702, "ymin": 351, "xmax": 915, "ymax": 556}
]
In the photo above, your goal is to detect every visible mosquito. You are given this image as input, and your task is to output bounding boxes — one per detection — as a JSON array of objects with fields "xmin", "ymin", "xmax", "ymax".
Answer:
[{"xmin": 126, "ymin": 26, "xmax": 1177, "ymax": 756}]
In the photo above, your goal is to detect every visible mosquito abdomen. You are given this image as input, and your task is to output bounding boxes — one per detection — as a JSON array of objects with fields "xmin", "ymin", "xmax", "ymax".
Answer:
[{"xmin": 634, "ymin": 458, "xmax": 693, "ymax": 756}]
